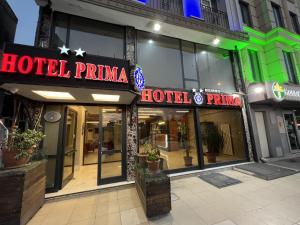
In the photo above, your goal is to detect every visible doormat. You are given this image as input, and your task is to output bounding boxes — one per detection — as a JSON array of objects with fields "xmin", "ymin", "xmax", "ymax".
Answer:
[
  {"xmin": 199, "ymin": 173, "xmax": 241, "ymax": 188},
  {"xmin": 269, "ymin": 157, "xmax": 300, "ymax": 172},
  {"xmin": 234, "ymin": 163, "xmax": 297, "ymax": 180}
]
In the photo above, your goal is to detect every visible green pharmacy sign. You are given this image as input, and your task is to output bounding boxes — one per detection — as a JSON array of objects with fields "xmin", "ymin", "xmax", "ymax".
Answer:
[{"xmin": 272, "ymin": 82, "xmax": 285, "ymax": 101}]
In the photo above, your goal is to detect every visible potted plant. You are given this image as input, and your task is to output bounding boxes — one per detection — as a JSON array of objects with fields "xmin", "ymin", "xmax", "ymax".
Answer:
[
  {"xmin": 147, "ymin": 146, "xmax": 160, "ymax": 174},
  {"xmin": 138, "ymin": 142, "xmax": 151, "ymax": 168},
  {"xmin": 201, "ymin": 122, "xmax": 224, "ymax": 163},
  {"xmin": 2, "ymin": 127, "xmax": 45, "ymax": 168},
  {"xmin": 184, "ymin": 144, "xmax": 193, "ymax": 167}
]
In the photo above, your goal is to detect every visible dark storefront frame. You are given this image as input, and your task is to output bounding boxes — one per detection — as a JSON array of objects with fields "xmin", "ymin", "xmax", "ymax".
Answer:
[
  {"xmin": 136, "ymin": 102, "xmax": 250, "ymax": 174},
  {"xmin": 45, "ymin": 102, "xmax": 128, "ymax": 193}
]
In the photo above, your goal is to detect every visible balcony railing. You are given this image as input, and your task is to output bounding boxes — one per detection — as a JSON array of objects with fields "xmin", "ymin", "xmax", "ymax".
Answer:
[{"xmin": 142, "ymin": 0, "xmax": 230, "ymax": 30}]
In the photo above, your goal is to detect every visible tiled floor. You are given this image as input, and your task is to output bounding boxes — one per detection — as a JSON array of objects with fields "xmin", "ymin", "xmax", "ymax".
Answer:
[{"xmin": 28, "ymin": 170, "xmax": 300, "ymax": 225}]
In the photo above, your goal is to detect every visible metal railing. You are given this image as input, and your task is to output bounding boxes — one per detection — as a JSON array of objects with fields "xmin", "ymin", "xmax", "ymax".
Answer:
[{"xmin": 143, "ymin": 0, "xmax": 230, "ymax": 30}]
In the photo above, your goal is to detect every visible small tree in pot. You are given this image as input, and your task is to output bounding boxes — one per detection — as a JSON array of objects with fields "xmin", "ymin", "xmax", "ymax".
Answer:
[
  {"xmin": 147, "ymin": 146, "xmax": 160, "ymax": 174},
  {"xmin": 2, "ymin": 127, "xmax": 45, "ymax": 168},
  {"xmin": 138, "ymin": 142, "xmax": 152, "ymax": 168},
  {"xmin": 201, "ymin": 122, "xmax": 224, "ymax": 163}
]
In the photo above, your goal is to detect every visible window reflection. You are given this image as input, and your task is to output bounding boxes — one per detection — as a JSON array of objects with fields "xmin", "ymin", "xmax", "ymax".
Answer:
[
  {"xmin": 138, "ymin": 108, "xmax": 198, "ymax": 170},
  {"xmin": 200, "ymin": 109, "xmax": 246, "ymax": 164}
]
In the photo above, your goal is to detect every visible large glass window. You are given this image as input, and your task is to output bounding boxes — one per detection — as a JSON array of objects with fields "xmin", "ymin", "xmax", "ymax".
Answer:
[
  {"xmin": 137, "ymin": 31, "xmax": 183, "ymax": 89},
  {"xmin": 248, "ymin": 49, "xmax": 262, "ymax": 82},
  {"xmin": 199, "ymin": 109, "xmax": 246, "ymax": 165},
  {"xmin": 182, "ymin": 41, "xmax": 199, "ymax": 89},
  {"xmin": 283, "ymin": 51, "xmax": 298, "ymax": 84},
  {"xmin": 271, "ymin": 2, "xmax": 285, "ymax": 28},
  {"xmin": 196, "ymin": 45, "xmax": 236, "ymax": 92},
  {"xmin": 51, "ymin": 13, "xmax": 68, "ymax": 48},
  {"xmin": 239, "ymin": 1, "xmax": 253, "ymax": 27},
  {"xmin": 138, "ymin": 108, "xmax": 198, "ymax": 170},
  {"xmin": 69, "ymin": 17, "xmax": 124, "ymax": 58},
  {"xmin": 51, "ymin": 13, "xmax": 125, "ymax": 59}
]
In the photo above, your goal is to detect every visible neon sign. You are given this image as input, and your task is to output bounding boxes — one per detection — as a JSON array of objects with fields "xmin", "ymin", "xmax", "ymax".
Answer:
[{"xmin": 0, "ymin": 53, "xmax": 129, "ymax": 84}]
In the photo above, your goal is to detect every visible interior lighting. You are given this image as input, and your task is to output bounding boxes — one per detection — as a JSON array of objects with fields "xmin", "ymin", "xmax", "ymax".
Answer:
[
  {"xmin": 32, "ymin": 90, "xmax": 75, "ymax": 100},
  {"xmin": 92, "ymin": 94, "xmax": 120, "ymax": 102},
  {"xmin": 153, "ymin": 23, "xmax": 161, "ymax": 32}
]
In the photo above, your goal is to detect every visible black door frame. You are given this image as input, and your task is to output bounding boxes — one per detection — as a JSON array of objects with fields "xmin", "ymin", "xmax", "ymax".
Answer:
[
  {"xmin": 97, "ymin": 107, "xmax": 127, "ymax": 185},
  {"xmin": 61, "ymin": 107, "xmax": 77, "ymax": 188}
]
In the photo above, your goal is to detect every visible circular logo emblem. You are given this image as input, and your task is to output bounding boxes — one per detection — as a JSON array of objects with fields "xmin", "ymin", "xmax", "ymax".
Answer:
[
  {"xmin": 194, "ymin": 92, "xmax": 204, "ymax": 105},
  {"xmin": 272, "ymin": 82, "xmax": 285, "ymax": 101},
  {"xmin": 134, "ymin": 65, "xmax": 145, "ymax": 92}
]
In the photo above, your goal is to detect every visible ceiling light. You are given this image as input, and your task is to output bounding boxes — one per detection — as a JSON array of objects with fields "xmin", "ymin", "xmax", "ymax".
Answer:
[
  {"xmin": 217, "ymin": 82, "xmax": 222, "ymax": 86},
  {"xmin": 158, "ymin": 121, "xmax": 166, "ymax": 125},
  {"xmin": 32, "ymin": 90, "xmax": 75, "ymax": 100},
  {"xmin": 148, "ymin": 39, "xmax": 153, "ymax": 44},
  {"xmin": 212, "ymin": 38, "xmax": 220, "ymax": 46},
  {"xmin": 139, "ymin": 115, "xmax": 150, "ymax": 119},
  {"xmin": 254, "ymin": 87, "xmax": 264, "ymax": 93},
  {"xmin": 176, "ymin": 110, "xmax": 189, "ymax": 113},
  {"xmin": 153, "ymin": 23, "xmax": 161, "ymax": 32},
  {"xmin": 92, "ymin": 94, "xmax": 120, "ymax": 102},
  {"xmin": 201, "ymin": 51, "xmax": 207, "ymax": 55}
]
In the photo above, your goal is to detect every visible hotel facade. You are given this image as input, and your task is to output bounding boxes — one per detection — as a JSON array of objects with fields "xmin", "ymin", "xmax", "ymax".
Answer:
[{"xmin": 2, "ymin": 0, "xmax": 299, "ymax": 193}]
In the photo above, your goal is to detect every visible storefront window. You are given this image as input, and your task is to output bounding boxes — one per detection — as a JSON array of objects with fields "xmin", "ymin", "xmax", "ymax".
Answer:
[
  {"xmin": 284, "ymin": 113, "xmax": 300, "ymax": 150},
  {"xmin": 196, "ymin": 45, "xmax": 236, "ymax": 93},
  {"xmin": 138, "ymin": 108, "xmax": 198, "ymax": 170},
  {"xmin": 69, "ymin": 17, "xmax": 124, "ymax": 58},
  {"xmin": 137, "ymin": 32, "xmax": 183, "ymax": 89},
  {"xmin": 199, "ymin": 109, "xmax": 246, "ymax": 164},
  {"xmin": 51, "ymin": 13, "xmax": 125, "ymax": 59}
]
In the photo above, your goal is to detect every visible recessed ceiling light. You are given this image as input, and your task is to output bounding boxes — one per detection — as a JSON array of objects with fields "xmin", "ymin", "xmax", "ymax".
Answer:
[
  {"xmin": 148, "ymin": 39, "xmax": 153, "ymax": 44},
  {"xmin": 176, "ymin": 110, "xmax": 189, "ymax": 113},
  {"xmin": 32, "ymin": 90, "xmax": 75, "ymax": 100},
  {"xmin": 217, "ymin": 82, "xmax": 222, "ymax": 86},
  {"xmin": 201, "ymin": 51, "xmax": 207, "ymax": 54},
  {"xmin": 254, "ymin": 87, "xmax": 264, "ymax": 93},
  {"xmin": 212, "ymin": 38, "xmax": 220, "ymax": 46},
  {"xmin": 153, "ymin": 23, "xmax": 161, "ymax": 31},
  {"xmin": 92, "ymin": 94, "xmax": 120, "ymax": 102}
]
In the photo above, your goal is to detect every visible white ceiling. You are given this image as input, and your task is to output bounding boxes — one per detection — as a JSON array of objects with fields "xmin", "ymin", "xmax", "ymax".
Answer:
[{"xmin": 1, "ymin": 83, "xmax": 136, "ymax": 104}]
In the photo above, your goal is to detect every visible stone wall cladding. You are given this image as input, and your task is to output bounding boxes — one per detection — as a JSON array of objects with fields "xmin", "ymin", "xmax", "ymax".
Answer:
[{"xmin": 125, "ymin": 26, "xmax": 138, "ymax": 181}]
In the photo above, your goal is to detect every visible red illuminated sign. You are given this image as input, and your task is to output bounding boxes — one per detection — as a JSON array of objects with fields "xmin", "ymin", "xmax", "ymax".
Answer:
[
  {"xmin": 0, "ymin": 53, "xmax": 128, "ymax": 83},
  {"xmin": 140, "ymin": 88, "xmax": 242, "ymax": 107},
  {"xmin": 141, "ymin": 88, "xmax": 192, "ymax": 104}
]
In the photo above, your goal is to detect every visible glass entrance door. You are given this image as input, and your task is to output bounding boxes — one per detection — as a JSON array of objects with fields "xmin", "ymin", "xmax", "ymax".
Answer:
[
  {"xmin": 98, "ymin": 107, "xmax": 124, "ymax": 184},
  {"xmin": 62, "ymin": 108, "xmax": 77, "ymax": 187},
  {"xmin": 284, "ymin": 113, "xmax": 300, "ymax": 151}
]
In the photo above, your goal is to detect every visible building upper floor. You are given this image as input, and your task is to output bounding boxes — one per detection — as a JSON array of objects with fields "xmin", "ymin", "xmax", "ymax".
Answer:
[
  {"xmin": 238, "ymin": 0, "xmax": 300, "ymax": 35},
  {"xmin": 0, "ymin": 0, "xmax": 18, "ymax": 49}
]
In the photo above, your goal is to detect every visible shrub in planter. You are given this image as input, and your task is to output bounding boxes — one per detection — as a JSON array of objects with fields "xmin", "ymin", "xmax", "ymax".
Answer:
[
  {"xmin": 147, "ymin": 147, "xmax": 160, "ymax": 174},
  {"xmin": 138, "ymin": 142, "xmax": 151, "ymax": 168},
  {"xmin": 2, "ymin": 128, "xmax": 45, "ymax": 168}
]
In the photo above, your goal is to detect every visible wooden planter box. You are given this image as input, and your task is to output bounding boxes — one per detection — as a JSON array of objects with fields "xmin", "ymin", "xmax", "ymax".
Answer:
[
  {"xmin": 135, "ymin": 159, "xmax": 171, "ymax": 218},
  {"xmin": 0, "ymin": 160, "xmax": 46, "ymax": 225}
]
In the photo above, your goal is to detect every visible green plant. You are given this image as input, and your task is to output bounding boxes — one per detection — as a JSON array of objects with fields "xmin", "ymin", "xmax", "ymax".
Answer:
[
  {"xmin": 201, "ymin": 122, "xmax": 224, "ymax": 154},
  {"xmin": 140, "ymin": 141, "xmax": 152, "ymax": 155},
  {"xmin": 147, "ymin": 146, "xmax": 160, "ymax": 161},
  {"xmin": 7, "ymin": 129, "xmax": 45, "ymax": 159}
]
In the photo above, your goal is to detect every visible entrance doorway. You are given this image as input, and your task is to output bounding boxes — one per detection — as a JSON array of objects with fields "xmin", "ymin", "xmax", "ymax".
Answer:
[
  {"xmin": 255, "ymin": 112, "xmax": 270, "ymax": 158},
  {"xmin": 284, "ymin": 113, "xmax": 300, "ymax": 151},
  {"xmin": 61, "ymin": 105, "xmax": 126, "ymax": 192}
]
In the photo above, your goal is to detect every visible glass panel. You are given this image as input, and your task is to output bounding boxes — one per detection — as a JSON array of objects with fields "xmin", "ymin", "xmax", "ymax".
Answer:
[
  {"xmin": 284, "ymin": 113, "xmax": 300, "ymax": 150},
  {"xmin": 272, "ymin": 3, "xmax": 284, "ymax": 27},
  {"xmin": 51, "ymin": 13, "xmax": 68, "ymax": 48},
  {"xmin": 248, "ymin": 49, "xmax": 262, "ymax": 81},
  {"xmin": 185, "ymin": 80, "xmax": 199, "ymax": 89},
  {"xmin": 239, "ymin": 1, "xmax": 252, "ymax": 27},
  {"xmin": 69, "ymin": 16, "xmax": 124, "ymax": 58},
  {"xmin": 100, "ymin": 107, "xmax": 122, "ymax": 178},
  {"xmin": 182, "ymin": 41, "xmax": 198, "ymax": 80},
  {"xmin": 63, "ymin": 110, "xmax": 76, "ymax": 181},
  {"xmin": 199, "ymin": 109, "xmax": 246, "ymax": 165},
  {"xmin": 290, "ymin": 12, "xmax": 300, "ymax": 34},
  {"xmin": 137, "ymin": 31, "xmax": 183, "ymax": 89},
  {"xmin": 197, "ymin": 46, "xmax": 236, "ymax": 92},
  {"xmin": 138, "ymin": 108, "xmax": 198, "ymax": 170},
  {"xmin": 83, "ymin": 108, "xmax": 99, "ymax": 165},
  {"xmin": 46, "ymin": 158, "xmax": 56, "ymax": 189},
  {"xmin": 283, "ymin": 51, "xmax": 297, "ymax": 83}
]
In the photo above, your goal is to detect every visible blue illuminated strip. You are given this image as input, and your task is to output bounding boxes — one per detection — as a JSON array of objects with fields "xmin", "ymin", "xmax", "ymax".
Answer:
[
  {"xmin": 136, "ymin": 0, "xmax": 147, "ymax": 4},
  {"xmin": 183, "ymin": 0, "xmax": 202, "ymax": 19}
]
